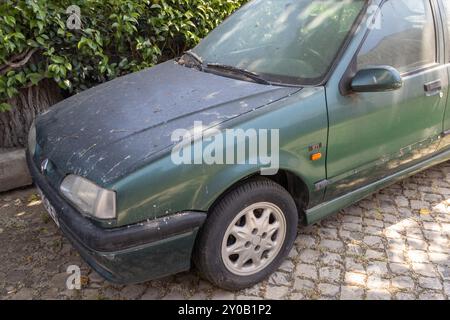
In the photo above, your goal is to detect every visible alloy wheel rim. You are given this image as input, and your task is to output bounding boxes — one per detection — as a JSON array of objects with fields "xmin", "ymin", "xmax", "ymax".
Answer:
[{"xmin": 221, "ymin": 202, "xmax": 287, "ymax": 276}]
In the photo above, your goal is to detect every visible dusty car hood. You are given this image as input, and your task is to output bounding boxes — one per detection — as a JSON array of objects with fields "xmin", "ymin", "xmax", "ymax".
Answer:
[{"xmin": 36, "ymin": 60, "xmax": 298, "ymax": 185}]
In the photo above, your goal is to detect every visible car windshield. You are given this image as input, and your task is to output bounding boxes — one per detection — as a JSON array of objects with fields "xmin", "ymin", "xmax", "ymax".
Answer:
[{"xmin": 191, "ymin": 0, "xmax": 366, "ymax": 85}]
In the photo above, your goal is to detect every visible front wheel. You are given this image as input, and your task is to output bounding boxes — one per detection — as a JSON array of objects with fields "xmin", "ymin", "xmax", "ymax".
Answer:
[{"xmin": 193, "ymin": 178, "xmax": 299, "ymax": 291}]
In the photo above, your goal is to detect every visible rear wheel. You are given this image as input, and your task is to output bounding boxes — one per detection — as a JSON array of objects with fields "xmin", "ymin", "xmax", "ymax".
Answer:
[{"xmin": 193, "ymin": 178, "xmax": 298, "ymax": 290}]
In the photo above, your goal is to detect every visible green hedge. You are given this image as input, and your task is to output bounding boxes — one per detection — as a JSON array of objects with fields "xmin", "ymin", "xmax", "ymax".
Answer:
[{"xmin": 0, "ymin": 0, "xmax": 247, "ymax": 111}]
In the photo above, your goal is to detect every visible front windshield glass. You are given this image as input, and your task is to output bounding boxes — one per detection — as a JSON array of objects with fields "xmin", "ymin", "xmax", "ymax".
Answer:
[{"xmin": 192, "ymin": 0, "xmax": 366, "ymax": 85}]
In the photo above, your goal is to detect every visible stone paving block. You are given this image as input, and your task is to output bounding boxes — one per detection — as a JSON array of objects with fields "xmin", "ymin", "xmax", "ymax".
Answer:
[
  {"xmin": 268, "ymin": 272, "xmax": 291, "ymax": 287},
  {"xmin": 321, "ymin": 252, "xmax": 343, "ymax": 267},
  {"xmin": 418, "ymin": 277, "xmax": 442, "ymax": 291},
  {"xmin": 367, "ymin": 262, "xmax": 388, "ymax": 276},
  {"xmin": 391, "ymin": 276, "xmax": 415, "ymax": 290},
  {"xmin": 367, "ymin": 276, "xmax": 390, "ymax": 290},
  {"xmin": 319, "ymin": 267, "xmax": 342, "ymax": 283},
  {"xmin": 298, "ymin": 249, "xmax": 320, "ymax": 264},
  {"xmin": 395, "ymin": 292, "xmax": 416, "ymax": 300},
  {"xmin": 366, "ymin": 289, "xmax": 391, "ymax": 300},
  {"xmin": 412, "ymin": 263, "xmax": 438, "ymax": 278},
  {"xmin": 418, "ymin": 291, "xmax": 445, "ymax": 300},
  {"xmin": 295, "ymin": 264, "xmax": 318, "ymax": 280},
  {"xmin": 293, "ymin": 278, "xmax": 315, "ymax": 292},
  {"xmin": 319, "ymin": 239, "xmax": 345, "ymax": 253},
  {"xmin": 340, "ymin": 286, "xmax": 364, "ymax": 300},
  {"xmin": 345, "ymin": 258, "xmax": 365, "ymax": 274},
  {"xmin": 318, "ymin": 283, "xmax": 340, "ymax": 297},
  {"xmin": 345, "ymin": 272, "xmax": 366, "ymax": 287},
  {"xmin": 264, "ymin": 285, "xmax": 289, "ymax": 300}
]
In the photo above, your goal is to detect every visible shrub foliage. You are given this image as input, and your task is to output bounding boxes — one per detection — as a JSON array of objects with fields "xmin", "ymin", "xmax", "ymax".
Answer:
[{"xmin": 0, "ymin": 0, "xmax": 247, "ymax": 111}]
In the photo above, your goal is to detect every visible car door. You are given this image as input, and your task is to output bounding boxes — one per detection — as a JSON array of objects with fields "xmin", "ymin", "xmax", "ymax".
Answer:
[
  {"xmin": 437, "ymin": 0, "xmax": 450, "ymax": 147},
  {"xmin": 324, "ymin": 0, "xmax": 448, "ymax": 200}
]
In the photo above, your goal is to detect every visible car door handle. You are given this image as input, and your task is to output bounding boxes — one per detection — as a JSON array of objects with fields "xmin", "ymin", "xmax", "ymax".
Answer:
[{"xmin": 424, "ymin": 80, "xmax": 443, "ymax": 97}]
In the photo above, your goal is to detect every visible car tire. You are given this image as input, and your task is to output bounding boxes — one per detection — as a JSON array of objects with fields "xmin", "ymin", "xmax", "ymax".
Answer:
[{"xmin": 193, "ymin": 177, "xmax": 299, "ymax": 291}]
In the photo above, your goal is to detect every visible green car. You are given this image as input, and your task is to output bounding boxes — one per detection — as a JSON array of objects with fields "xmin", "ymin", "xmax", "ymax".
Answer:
[{"xmin": 28, "ymin": 0, "xmax": 450, "ymax": 290}]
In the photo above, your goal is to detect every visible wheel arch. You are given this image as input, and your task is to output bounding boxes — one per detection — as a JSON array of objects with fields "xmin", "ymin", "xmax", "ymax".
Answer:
[{"xmin": 205, "ymin": 169, "xmax": 311, "ymax": 224}]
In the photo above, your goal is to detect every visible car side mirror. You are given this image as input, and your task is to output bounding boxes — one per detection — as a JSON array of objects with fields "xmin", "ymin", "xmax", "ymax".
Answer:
[{"xmin": 351, "ymin": 66, "xmax": 403, "ymax": 93}]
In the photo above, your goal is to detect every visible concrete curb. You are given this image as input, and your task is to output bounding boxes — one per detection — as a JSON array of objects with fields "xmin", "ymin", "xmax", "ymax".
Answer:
[{"xmin": 0, "ymin": 148, "xmax": 32, "ymax": 193}]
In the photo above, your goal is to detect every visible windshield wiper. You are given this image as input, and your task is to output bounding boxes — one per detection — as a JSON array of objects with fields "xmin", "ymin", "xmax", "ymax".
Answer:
[
  {"xmin": 180, "ymin": 53, "xmax": 271, "ymax": 85},
  {"xmin": 204, "ymin": 63, "xmax": 271, "ymax": 85},
  {"xmin": 179, "ymin": 51, "xmax": 205, "ymax": 69}
]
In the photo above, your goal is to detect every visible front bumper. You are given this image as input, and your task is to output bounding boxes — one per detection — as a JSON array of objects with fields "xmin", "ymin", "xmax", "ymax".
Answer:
[{"xmin": 26, "ymin": 152, "xmax": 207, "ymax": 284}]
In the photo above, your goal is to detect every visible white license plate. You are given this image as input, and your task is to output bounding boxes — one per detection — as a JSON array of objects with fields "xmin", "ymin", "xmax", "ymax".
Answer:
[{"xmin": 37, "ymin": 188, "xmax": 60, "ymax": 227}]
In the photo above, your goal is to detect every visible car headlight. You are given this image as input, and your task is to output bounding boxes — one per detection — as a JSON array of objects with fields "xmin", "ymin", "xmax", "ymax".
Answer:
[
  {"xmin": 28, "ymin": 121, "xmax": 36, "ymax": 156},
  {"xmin": 60, "ymin": 175, "xmax": 116, "ymax": 219}
]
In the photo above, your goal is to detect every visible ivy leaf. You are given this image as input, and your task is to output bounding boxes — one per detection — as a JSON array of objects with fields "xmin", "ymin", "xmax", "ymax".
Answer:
[
  {"xmin": 0, "ymin": 103, "xmax": 12, "ymax": 112},
  {"xmin": 27, "ymin": 73, "xmax": 43, "ymax": 85},
  {"xmin": 51, "ymin": 56, "xmax": 65, "ymax": 64},
  {"xmin": 6, "ymin": 87, "xmax": 18, "ymax": 98},
  {"xmin": 4, "ymin": 16, "xmax": 16, "ymax": 27}
]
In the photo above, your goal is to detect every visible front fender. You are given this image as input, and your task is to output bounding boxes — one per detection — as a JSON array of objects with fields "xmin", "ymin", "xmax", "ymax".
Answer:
[{"xmin": 193, "ymin": 148, "xmax": 319, "ymax": 211}]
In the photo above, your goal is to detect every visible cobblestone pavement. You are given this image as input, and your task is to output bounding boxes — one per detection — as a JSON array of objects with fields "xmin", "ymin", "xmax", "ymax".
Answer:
[{"xmin": 1, "ymin": 162, "xmax": 450, "ymax": 300}]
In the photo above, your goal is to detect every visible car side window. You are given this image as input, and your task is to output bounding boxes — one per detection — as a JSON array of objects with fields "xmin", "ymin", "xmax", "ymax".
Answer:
[{"xmin": 357, "ymin": 0, "xmax": 436, "ymax": 74}]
